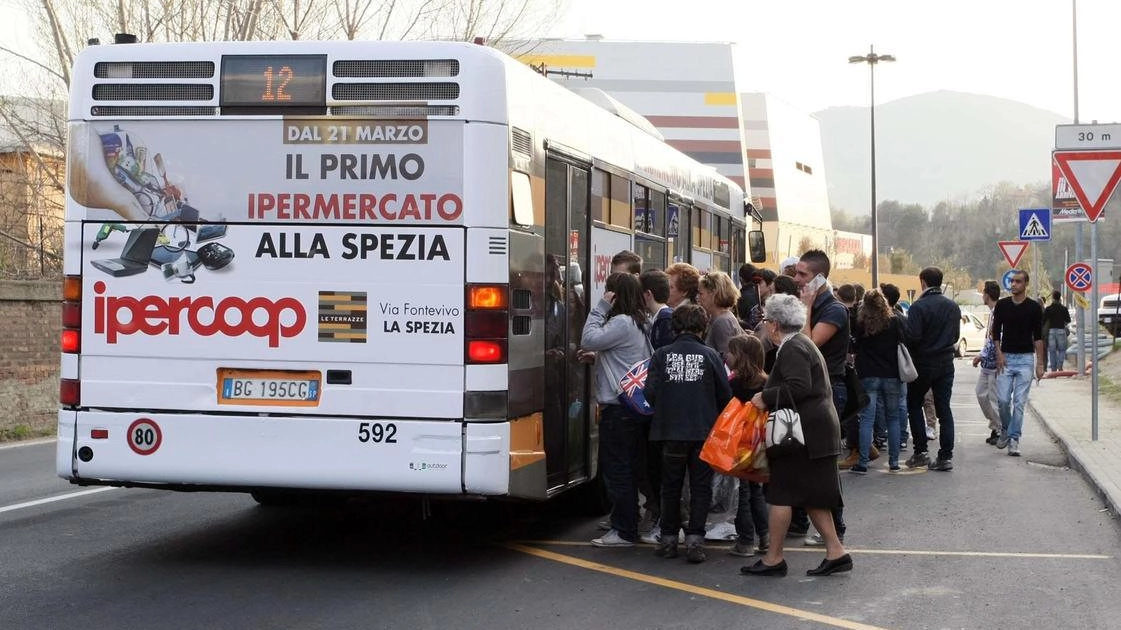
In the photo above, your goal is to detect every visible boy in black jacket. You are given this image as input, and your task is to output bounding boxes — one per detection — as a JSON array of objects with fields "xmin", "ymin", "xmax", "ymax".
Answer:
[{"xmin": 643, "ymin": 303, "xmax": 733, "ymax": 563}]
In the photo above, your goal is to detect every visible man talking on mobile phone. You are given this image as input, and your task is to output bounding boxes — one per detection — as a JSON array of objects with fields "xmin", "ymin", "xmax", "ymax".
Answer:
[{"xmin": 791, "ymin": 249, "xmax": 850, "ymax": 546}]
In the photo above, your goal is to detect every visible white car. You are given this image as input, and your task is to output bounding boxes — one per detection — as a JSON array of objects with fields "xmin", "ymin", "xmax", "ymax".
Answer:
[
  {"xmin": 1098, "ymin": 294, "xmax": 1121, "ymax": 336},
  {"xmin": 956, "ymin": 311, "xmax": 988, "ymax": 357}
]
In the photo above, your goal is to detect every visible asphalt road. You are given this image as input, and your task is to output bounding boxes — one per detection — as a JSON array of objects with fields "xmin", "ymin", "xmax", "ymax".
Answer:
[{"xmin": 3, "ymin": 361, "xmax": 1121, "ymax": 630}]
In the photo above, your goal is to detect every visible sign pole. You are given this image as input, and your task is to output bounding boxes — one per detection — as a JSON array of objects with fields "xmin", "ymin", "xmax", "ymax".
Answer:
[
  {"xmin": 1091, "ymin": 222, "xmax": 1099, "ymax": 440},
  {"xmin": 1076, "ymin": 224, "xmax": 1085, "ymax": 375}
]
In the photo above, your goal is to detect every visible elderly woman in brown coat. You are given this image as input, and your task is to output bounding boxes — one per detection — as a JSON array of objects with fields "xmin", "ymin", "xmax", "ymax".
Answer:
[{"xmin": 741, "ymin": 294, "xmax": 852, "ymax": 577}]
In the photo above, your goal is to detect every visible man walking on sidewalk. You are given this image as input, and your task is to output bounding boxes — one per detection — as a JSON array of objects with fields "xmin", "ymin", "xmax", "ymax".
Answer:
[
  {"xmin": 903, "ymin": 267, "xmax": 961, "ymax": 471},
  {"xmin": 973, "ymin": 281, "xmax": 1002, "ymax": 444},
  {"xmin": 1042, "ymin": 290, "xmax": 1071, "ymax": 372},
  {"xmin": 990, "ymin": 270, "xmax": 1045, "ymax": 457}
]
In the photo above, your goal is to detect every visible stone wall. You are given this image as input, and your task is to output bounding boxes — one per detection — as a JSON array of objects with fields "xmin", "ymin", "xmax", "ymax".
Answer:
[{"xmin": 0, "ymin": 280, "xmax": 59, "ymax": 439}]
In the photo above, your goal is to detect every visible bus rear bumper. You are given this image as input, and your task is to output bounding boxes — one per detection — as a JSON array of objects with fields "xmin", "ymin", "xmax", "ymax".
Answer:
[{"xmin": 58, "ymin": 411, "xmax": 512, "ymax": 495}]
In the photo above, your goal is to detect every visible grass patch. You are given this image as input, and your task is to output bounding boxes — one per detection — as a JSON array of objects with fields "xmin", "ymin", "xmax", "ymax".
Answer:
[
  {"xmin": 0, "ymin": 423, "xmax": 56, "ymax": 442},
  {"xmin": 1099, "ymin": 374, "xmax": 1121, "ymax": 407}
]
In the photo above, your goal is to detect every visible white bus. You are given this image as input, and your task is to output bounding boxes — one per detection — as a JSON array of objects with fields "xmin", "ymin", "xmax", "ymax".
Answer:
[{"xmin": 58, "ymin": 38, "xmax": 765, "ymax": 506}]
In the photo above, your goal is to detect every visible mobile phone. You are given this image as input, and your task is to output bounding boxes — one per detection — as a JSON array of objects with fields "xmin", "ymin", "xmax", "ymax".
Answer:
[{"xmin": 807, "ymin": 273, "xmax": 827, "ymax": 293}]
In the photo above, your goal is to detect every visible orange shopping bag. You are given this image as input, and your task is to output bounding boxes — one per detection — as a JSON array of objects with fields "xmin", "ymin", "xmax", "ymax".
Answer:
[
  {"xmin": 730, "ymin": 403, "xmax": 770, "ymax": 482},
  {"xmin": 700, "ymin": 398, "xmax": 750, "ymax": 474},
  {"xmin": 731, "ymin": 403, "xmax": 766, "ymax": 472}
]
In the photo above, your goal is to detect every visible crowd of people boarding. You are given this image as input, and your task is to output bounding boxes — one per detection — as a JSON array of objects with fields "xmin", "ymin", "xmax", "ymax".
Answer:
[{"xmin": 580, "ymin": 248, "xmax": 1050, "ymax": 578}]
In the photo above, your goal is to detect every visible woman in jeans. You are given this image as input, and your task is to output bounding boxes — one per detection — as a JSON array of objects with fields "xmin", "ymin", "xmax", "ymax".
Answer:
[
  {"xmin": 851, "ymin": 290, "xmax": 905, "ymax": 473},
  {"xmin": 581, "ymin": 272, "xmax": 653, "ymax": 548}
]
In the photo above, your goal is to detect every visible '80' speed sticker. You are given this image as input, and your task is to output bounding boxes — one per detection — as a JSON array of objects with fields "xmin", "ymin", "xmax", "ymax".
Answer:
[{"xmin": 127, "ymin": 419, "xmax": 163, "ymax": 456}]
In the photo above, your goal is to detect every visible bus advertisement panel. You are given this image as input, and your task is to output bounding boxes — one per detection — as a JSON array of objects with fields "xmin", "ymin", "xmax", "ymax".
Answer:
[{"xmin": 69, "ymin": 118, "xmax": 470, "ymax": 411}]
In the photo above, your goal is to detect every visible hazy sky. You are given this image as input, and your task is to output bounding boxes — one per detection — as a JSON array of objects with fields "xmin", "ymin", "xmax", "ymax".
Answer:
[
  {"xmin": 1, "ymin": 0, "xmax": 1118, "ymax": 123},
  {"xmin": 552, "ymin": 0, "xmax": 1119, "ymax": 122}
]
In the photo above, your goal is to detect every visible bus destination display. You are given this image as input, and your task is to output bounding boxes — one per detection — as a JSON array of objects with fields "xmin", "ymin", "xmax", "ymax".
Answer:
[{"xmin": 220, "ymin": 55, "xmax": 327, "ymax": 108}]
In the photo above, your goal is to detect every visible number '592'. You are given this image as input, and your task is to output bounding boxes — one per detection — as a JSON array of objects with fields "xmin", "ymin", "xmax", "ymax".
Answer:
[{"xmin": 357, "ymin": 422, "xmax": 397, "ymax": 444}]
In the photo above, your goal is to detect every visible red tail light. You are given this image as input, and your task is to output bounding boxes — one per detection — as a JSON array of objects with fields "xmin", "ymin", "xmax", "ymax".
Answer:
[
  {"xmin": 61, "ymin": 329, "xmax": 80, "ymax": 353},
  {"xmin": 60, "ymin": 379, "xmax": 81, "ymax": 406},
  {"xmin": 467, "ymin": 340, "xmax": 506, "ymax": 363}
]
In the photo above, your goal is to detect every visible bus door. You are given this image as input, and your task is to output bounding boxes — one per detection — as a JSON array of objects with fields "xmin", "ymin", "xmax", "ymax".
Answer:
[
  {"xmin": 668, "ymin": 195, "xmax": 692, "ymax": 264},
  {"xmin": 543, "ymin": 154, "xmax": 592, "ymax": 489}
]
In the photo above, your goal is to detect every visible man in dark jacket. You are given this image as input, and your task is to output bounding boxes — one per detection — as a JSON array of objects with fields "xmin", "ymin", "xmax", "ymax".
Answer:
[
  {"xmin": 903, "ymin": 267, "xmax": 961, "ymax": 471},
  {"xmin": 735, "ymin": 263, "xmax": 760, "ymax": 325},
  {"xmin": 644, "ymin": 303, "xmax": 732, "ymax": 564}
]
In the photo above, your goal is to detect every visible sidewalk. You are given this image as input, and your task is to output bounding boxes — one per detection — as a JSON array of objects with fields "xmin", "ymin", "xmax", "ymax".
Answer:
[{"xmin": 1029, "ymin": 374, "xmax": 1121, "ymax": 517}]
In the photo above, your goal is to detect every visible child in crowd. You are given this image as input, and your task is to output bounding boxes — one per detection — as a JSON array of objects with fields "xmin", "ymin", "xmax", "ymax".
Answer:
[
  {"xmin": 725, "ymin": 334, "xmax": 770, "ymax": 557},
  {"xmin": 643, "ymin": 303, "xmax": 732, "ymax": 563}
]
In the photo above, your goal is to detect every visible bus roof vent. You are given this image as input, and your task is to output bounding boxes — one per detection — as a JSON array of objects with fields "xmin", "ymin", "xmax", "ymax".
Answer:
[
  {"xmin": 92, "ymin": 84, "xmax": 214, "ymax": 101},
  {"xmin": 570, "ymin": 88, "xmax": 664, "ymax": 141},
  {"xmin": 330, "ymin": 104, "xmax": 460, "ymax": 117},
  {"xmin": 91, "ymin": 105, "xmax": 217, "ymax": 117},
  {"xmin": 94, "ymin": 61, "xmax": 214, "ymax": 79},
  {"xmin": 334, "ymin": 59, "xmax": 459, "ymax": 78},
  {"xmin": 511, "ymin": 127, "xmax": 532, "ymax": 158},
  {"xmin": 332, "ymin": 82, "xmax": 459, "ymax": 101}
]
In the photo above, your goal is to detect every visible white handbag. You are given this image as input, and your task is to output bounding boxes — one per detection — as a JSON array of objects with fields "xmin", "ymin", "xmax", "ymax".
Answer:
[{"xmin": 764, "ymin": 387, "xmax": 805, "ymax": 456}]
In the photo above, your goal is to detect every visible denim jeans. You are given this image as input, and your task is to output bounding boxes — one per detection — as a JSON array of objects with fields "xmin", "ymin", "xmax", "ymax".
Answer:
[
  {"xmin": 997, "ymin": 353, "xmax": 1036, "ymax": 440},
  {"xmin": 659, "ymin": 440, "xmax": 713, "ymax": 539},
  {"xmin": 858, "ymin": 377, "xmax": 902, "ymax": 467},
  {"xmin": 599, "ymin": 403, "xmax": 642, "ymax": 541},
  {"xmin": 1047, "ymin": 329, "xmax": 1068, "ymax": 372},
  {"xmin": 908, "ymin": 363, "xmax": 955, "ymax": 460},
  {"xmin": 898, "ymin": 381, "xmax": 910, "ymax": 446},
  {"xmin": 734, "ymin": 480, "xmax": 768, "ymax": 545},
  {"xmin": 874, "ymin": 376, "xmax": 910, "ymax": 450}
]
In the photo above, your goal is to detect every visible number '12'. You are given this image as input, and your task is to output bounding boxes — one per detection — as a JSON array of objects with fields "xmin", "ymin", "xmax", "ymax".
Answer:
[{"xmin": 262, "ymin": 66, "xmax": 294, "ymax": 101}]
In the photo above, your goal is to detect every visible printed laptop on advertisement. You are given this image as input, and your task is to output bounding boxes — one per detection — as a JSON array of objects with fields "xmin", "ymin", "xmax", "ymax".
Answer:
[{"xmin": 90, "ymin": 228, "xmax": 159, "ymax": 277}]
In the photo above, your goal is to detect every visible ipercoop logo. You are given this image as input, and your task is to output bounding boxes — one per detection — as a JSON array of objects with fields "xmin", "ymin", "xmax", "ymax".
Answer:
[{"xmin": 92, "ymin": 281, "xmax": 307, "ymax": 347}]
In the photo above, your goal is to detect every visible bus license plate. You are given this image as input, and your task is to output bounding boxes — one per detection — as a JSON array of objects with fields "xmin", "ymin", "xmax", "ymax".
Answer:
[{"xmin": 217, "ymin": 369, "xmax": 321, "ymax": 406}]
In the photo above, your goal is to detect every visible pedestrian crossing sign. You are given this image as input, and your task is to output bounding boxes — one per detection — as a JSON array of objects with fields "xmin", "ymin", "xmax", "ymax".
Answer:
[{"xmin": 1019, "ymin": 208, "xmax": 1051, "ymax": 241}]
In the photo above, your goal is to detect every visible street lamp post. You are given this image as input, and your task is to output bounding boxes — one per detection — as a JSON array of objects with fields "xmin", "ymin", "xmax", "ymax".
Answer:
[{"xmin": 849, "ymin": 45, "xmax": 895, "ymax": 288}]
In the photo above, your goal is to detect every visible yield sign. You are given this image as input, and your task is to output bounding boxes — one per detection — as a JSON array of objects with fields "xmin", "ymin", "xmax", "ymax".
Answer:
[
  {"xmin": 1052, "ymin": 150, "xmax": 1121, "ymax": 223},
  {"xmin": 998, "ymin": 240, "xmax": 1028, "ymax": 268}
]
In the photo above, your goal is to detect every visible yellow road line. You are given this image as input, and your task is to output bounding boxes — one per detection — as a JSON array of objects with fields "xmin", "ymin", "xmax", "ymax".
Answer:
[
  {"xmin": 513, "ymin": 541, "xmax": 1111, "ymax": 560},
  {"xmin": 505, "ymin": 543, "xmax": 888, "ymax": 630}
]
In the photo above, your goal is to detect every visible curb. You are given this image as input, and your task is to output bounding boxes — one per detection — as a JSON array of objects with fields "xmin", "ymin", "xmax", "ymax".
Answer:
[{"xmin": 1028, "ymin": 400, "xmax": 1121, "ymax": 519}]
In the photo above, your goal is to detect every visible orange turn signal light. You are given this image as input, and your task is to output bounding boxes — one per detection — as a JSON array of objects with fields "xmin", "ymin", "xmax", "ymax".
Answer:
[
  {"xmin": 63, "ymin": 276, "xmax": 82, "ymax": 302},
  {"xmin": 467, "ymin": 285, "xmax": 507, "ymax": 310}
]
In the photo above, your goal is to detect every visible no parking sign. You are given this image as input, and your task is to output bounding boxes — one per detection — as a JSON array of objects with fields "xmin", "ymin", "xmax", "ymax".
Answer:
[{"xmin": 1066, "ymin": 262, "xmax": 1093, "ymax": 293}]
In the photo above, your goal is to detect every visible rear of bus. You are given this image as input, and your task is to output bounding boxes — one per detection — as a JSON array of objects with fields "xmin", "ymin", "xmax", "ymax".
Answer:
[{"xmin": 58, "ymin": 40, "xmax": 517, "ymax": 498}]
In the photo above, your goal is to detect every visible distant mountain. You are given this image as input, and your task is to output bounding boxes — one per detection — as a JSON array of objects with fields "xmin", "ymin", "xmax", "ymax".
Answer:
[{"xmin": 815, "ymin": 91, "xmax": 1069, "ymax": 215}]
